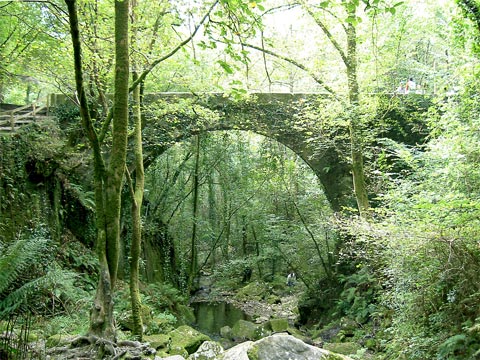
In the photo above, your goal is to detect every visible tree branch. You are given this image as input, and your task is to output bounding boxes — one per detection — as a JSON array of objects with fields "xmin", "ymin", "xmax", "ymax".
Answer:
[
  {"xmin": 240, "ymin": 41, "xmax": 338, "ymax": 98},
  {"xmin": 129, "ymin": 0, "xmax": 220, "ymax": 92},
  {"xmin": 299, "ymin": 0, "xmax": 349, "ymax": 66}
]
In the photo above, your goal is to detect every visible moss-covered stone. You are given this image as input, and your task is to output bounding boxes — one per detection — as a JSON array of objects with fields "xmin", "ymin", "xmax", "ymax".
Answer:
[
  {"xmin": 235, "ymin": 282, "xmax": 267, "ymax": 301},
  {"xmin": 144, "ymin": 333, "xmax": 170, "ymax": 350},
  {"xmin": 231, "ymin": 320, "xmax": 258, "ymax": 341},
  {"xmin": 323, "ymin": 342, "xmax": 362, "ymax": 356},
  {"xmin": 169, "ymin": 344, "xmax": 189, "ymax": 357},
  {"xmin": 220, "ymin": 325, "xmax": 232, "ymax": 339},
  {"xmin": 269, "ymin": 318, "xmax": 288, "ymax": 333},
  {"xmin": 169, "ymin": 325, "xmax": 210, "ymax": 354},
  {"xmin": 286, "ymin": 327, "xmax": 308, "ymax": 342}
]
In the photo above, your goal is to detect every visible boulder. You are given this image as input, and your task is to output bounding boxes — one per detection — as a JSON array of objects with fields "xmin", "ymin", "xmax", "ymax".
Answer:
[
  {"xmin": 169, "ymin": 325, "xmax": 211, "ymax": 354},
  {"xmin": 162, "ymin": 356, "xmax": 187, "ymax": 360},
  {"xmin": 231, "ymin": 320, "xmax": 258, "ymax": 341},
  {"xmin": 221, "ymin": 341, "xmax": 254, "ymax": 360},
  {"xmin": 220, "ymin": 325, "xmax": 232, "ymax": 339},
  {"xmin": 187, "ymin": 341, "xmax": 223, "ymax": 360},
  {"xmin": 144, "ymin": 333, "xmax": 170, "ymax": 350},
  {"xmin": 246, "ymin": 333, "xmax": 353, "ymax": 360},
  {"xmin": 269, "ymin": 318, "xmax": 288, "ymax": 333},
  {"xmin": 169, "ymin": 345, "xmax": 189, "ymax": 358},
  {"xmin": 235, "ymin": 282, "xmax": 267, "ymax": 301}
]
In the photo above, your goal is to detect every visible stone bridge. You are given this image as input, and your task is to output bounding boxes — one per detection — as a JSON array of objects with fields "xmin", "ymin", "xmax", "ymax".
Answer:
[
  {"xmin": 49, "ymin": 92, "xmax": 431, "ymax": 211},
  {"xmin": 138, "ymin": 92, "xmax": 352, "ymax": 211}
]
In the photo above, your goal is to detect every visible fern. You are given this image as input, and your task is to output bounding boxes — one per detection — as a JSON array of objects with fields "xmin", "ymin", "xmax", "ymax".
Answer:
[
  {"xmin": 0, "ymin": 235, "xmax": 48, "ymax": 295},
  {"xmin": 0, "ymin": 229, "xmax": 77, "ymax": 319}
]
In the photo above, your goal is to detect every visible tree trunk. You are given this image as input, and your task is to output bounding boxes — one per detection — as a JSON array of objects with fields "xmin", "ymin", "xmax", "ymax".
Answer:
[
  {"xmin": 128, "ymin": 71, "xmax": 144, "ymax": 339},
  {"xmin": 105, "ymin": 0, "xmax": 130, "ymax": 288},
  {"xmin": 128, "ymin": 0, "xmax": 144, "ymax": 340},
  {"xmin": 345, "ymin": 3, "xmax": 370, "ymax": 217},
  {"xmin": 188, "ymin": 135, "xmax": 201, "ymax": 292},
  {"xmin": 65, "ymin": 0, "xmax": 130, "ymax": 340}
]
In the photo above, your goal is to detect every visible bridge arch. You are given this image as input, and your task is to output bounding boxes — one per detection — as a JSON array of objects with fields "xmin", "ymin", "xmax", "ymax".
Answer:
[{"xmin": 141, "ymin": 93, "xmax": 353, "ymax": 211}]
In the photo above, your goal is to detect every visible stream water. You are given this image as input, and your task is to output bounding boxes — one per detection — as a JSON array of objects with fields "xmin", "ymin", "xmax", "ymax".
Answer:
[{"xmin": 192, "ymin": 301, "xmax": 251, "ymax": 336}]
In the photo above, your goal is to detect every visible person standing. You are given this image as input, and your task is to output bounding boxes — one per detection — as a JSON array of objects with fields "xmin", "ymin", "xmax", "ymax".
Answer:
[{"xmin": 405, "ymin": 77, "xmax": 416, "ymax": 94}]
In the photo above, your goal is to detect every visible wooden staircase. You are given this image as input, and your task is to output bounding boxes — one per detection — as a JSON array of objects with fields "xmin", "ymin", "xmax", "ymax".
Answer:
[{"xmin": 0, "ymin": 102, "xmax": 53, "ymax": 134}]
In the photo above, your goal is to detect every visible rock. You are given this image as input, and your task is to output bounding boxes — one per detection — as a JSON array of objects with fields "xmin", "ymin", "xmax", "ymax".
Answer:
[
  {"xmin": 221, "ymin": 341, "xmax": 254, "ymax": 360},
  {"xmin": 235, "ymin": 282, "xmax": 267, "ymax": 301},
  {"xmin": 144, "ymin": 333, "xmax": 170, "ymax": 350},
  {"xmin": 169, "ymin": 345, "xmax": 189, "ymax": 358},
  {"xmin": 231, "ymin": 320, "xmax": 258, "ymax": 341},
  {"xmin": 246, "ymin": 333, "xmax": 354, "ymax": 360},
  {"xmin": 169, "ymin": 325, "xmax": 210, "ymax": 354},
  {"xmin": 269, "ymin": 318, "xmax": 288, "ymax": 333},
  {"xmin": 254, "ymin": 316, "xmax": 269, "ymax": 324},
  {"xmin": 339, "ymin": 317, "xmax": 357, "ymax": 336},
  {"xmin": 187, "ymin": 341, "xmax": 223, "ymax": 360},
  {"xmin": 220, "ymin": 325, "xmax": 232, "ymax": 339},
  {"xmin": 163, "ymin": 356, "xmax": 187, "ymax": 360},
  {"xmin": 323, "ymin": 342, "xmax": 362, "ymax": 356}
]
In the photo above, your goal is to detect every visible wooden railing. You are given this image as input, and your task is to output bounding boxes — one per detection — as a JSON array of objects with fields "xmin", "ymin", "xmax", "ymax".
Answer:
[{"xmin": 0, "ymin": 101, "xmax": 50, "ymax": 133}]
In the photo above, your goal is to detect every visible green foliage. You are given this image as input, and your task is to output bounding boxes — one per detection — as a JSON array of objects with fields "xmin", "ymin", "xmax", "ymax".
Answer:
[
  {"xmin": 336, "ymin": 267, "xmax": 381, "ymax": 324},
  {"xmin": 0, "ymin": 227, "xmax": 79, "ymax": 320},
  {"xmin": 437, "ymin": 332, "xmax": 480, "ymax": 360},
  {"xmin": 142, "ymin": 282, "xmax": 188, "ymax": 315}
]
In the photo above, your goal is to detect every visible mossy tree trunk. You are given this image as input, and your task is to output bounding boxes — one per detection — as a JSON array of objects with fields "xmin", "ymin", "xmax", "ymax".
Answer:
[
  {"xmin": 345, "ymin": 3, "xmax": 370, "ymax": 217},
  {"xmin": 126, "ymin": 71, "xmax": 144, "ymax": 339},
  {"xmin": 65, "ymin": 0, "xmax": 129, "ymax": 340},
  {"xmin": 127, "ymin": 0, "xmax": 144, "ymax": 340},
  {"xmin": 188, "ymin": 135, "xmax": 201, "ymax": 293}
]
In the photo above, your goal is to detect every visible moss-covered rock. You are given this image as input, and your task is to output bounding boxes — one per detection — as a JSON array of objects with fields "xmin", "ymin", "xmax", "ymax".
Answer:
[
  {"xmin": 144, "ymin": 333, "xmax": 170, "ymax": 350},
  {"xmin": 266, "ymin": 295, "xmax": 281, "ymax": 305},
  {"xmin": 323, "ymin": 342, "xmax": 362, "ymax": 356},
  {"xmin": 269, "ymin": 318, "xmax": 288, "ymax": 333},
  {"xmin": 169, "ymin": 345, "xmax": 189, "ymax": 358},
  {"xmin": 235, "ymin": 282, "xmax": 267, "ymax": 301},
  {"xmin": 231, "ymin": 320, "xmax": 258, "ymax": 341},
  {"xmin": 169, "ymin": 325, "xmax": 210, "ymax": 354},
  {"xmin": 220, "ymin": 325, "xmax": 232, "ymax": 339}
]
